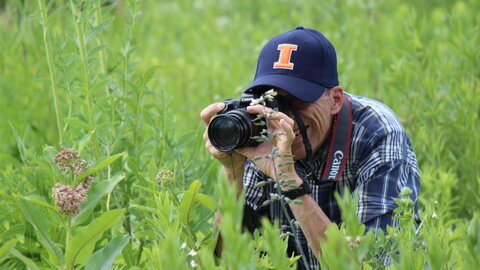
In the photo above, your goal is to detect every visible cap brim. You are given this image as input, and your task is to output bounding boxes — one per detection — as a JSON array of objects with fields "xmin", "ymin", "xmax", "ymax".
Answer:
[{"xmin": 245, "ymin": 74, "xmax": 327, "ymax": 103}]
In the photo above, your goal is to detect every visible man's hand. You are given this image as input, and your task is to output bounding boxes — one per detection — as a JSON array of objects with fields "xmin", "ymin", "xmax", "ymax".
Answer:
[
  {"xmin": 200, "ymin": 103, "xmax": 247, "ymax": 192},
  {"xmin": 235, "ymin": 105, "xmax": 303, "ymax": 190},
  {"xmin": 200, "ymin": 102, "xmax": 247, "ymax": 168}
]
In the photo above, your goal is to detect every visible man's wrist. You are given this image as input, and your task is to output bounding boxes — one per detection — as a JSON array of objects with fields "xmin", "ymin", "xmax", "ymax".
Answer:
[
  {"xmin": 279, "ymin": 172, "xmax": 304, "ymax": 192},
  {"xmin": 282, "ymin": 180, "xmax": 311, "ymax": 200}
]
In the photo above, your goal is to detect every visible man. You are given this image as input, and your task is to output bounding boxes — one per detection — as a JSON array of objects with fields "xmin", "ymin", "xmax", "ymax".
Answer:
[{"xmin": 201, "ymin": 26, "xmax": 420, "ymax": 269}]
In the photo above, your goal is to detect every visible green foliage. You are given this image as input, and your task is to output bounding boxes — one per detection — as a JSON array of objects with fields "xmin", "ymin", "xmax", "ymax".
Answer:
[
  {"xmin": 0, "ymin": 0, "xmax": 479, "ymax": 269},
  {"xmin": 84, "ymin": 234, "xmax": 129, "ymax": 270},
  {"xmin": 65, "ymin": 209, "xmax": 125, "ymax": 268}
]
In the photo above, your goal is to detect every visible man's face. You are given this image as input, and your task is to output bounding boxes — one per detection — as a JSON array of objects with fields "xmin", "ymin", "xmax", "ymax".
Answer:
[{"xmin": 276, "ymin": 90, "xmax": 336, "ymax": 160}]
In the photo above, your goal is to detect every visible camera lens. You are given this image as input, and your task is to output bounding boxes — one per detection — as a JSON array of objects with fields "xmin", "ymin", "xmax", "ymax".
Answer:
[
  {"xmin": 208, "ymin": 111, "xmax": 261, "ymax": 152},
  {"xmin": 209, "ymin": 117, "xmax": 241, "ymax": 149}
]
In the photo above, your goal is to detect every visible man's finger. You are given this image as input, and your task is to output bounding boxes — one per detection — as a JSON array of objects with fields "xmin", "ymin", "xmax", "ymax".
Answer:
[
  {"xmin": 203, "ymin": 129, "xmax": 209, "ymax": 141},
  {"xmin": 200, "ymin": 103, "xmax": 225, "ymax": 126},
  {"xmin": 246, "ymin": 104, "xmax": 268, "ymax": 115},
  {"xmin": 247, "ymin": 105, "xmax": 294, "ymax": 126},
  {"xmin": 279, "ymin": 118, "xmax": 295, "ymax": 140},
  {"xmin": 234, "ymin": 146, "xmax": 255, "ymax": 160}
]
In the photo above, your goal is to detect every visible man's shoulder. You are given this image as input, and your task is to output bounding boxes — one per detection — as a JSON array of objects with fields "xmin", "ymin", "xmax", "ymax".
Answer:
[
  {"xmin": 346, "ymin": 92, "xmax": 416, "ymax": 165},
  {"xmin": 346, "ymin": 92, "xmax": 405, "ymax": 136}
]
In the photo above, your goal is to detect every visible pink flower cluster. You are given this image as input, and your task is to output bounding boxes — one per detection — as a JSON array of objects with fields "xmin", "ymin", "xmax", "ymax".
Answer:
[
  {"xmin": 54, "ymin": 147, "xmax": 93, "ymax": 183},
  {"xmin": 52, "ymin": 182, "xmax": 89, "ymax": 216},
  {"xmin": 52, "ymin": 147, "xmax": 93, "ymax": 216}
]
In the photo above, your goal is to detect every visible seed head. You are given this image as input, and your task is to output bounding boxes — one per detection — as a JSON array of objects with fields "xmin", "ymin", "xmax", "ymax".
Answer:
[{"xmin": 156, "ymin": 169, "xmax": 174, "ymax": 186}]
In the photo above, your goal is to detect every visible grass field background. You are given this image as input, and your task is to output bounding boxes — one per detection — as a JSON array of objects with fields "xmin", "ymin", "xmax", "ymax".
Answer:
[{"xmin": 0, "ymin": 0, "xmax": 479, "ymax": 269}]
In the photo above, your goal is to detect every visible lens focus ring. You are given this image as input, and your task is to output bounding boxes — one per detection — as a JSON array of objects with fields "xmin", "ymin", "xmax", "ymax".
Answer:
[{"xmin": 208, "ymin": 110, "xmax": 260, "ymax": 152}]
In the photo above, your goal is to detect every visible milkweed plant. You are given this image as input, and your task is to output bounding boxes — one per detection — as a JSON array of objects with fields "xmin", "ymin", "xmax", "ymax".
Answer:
[{"xmin": 0, "ymin": 0, "xmax": 479, "ymax": 269}]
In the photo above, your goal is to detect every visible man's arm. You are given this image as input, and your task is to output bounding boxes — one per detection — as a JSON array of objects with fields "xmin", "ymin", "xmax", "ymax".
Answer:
[
  {"xmin": 234, "ymin": 105, "xmax": 335, "ymax": 260},
  {"xmin": 288, "ymin": 191, "xmax": 332, "ymax": 258},
  {"xmin": 201, "ymin": 102, "xmax": 248, "ymax": 257}
]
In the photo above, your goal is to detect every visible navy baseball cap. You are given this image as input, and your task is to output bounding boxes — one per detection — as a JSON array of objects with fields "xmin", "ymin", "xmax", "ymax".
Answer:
[{"xmin": 245, "ymin": 26, "xmax": 338, "ymax": 103}]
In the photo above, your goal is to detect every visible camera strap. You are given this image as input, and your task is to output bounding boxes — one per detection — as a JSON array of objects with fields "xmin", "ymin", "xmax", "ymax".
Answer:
[
  {"xmin": 320, "ymin": 96, "xmax": 352, "ymax": 181},
  {"xmin": 288, "ymin": 107, "xmax": 315, "ymax": 180},
  {"xmin": 289, "ymin": 95, "xmax": 352, "ymax": 182}
]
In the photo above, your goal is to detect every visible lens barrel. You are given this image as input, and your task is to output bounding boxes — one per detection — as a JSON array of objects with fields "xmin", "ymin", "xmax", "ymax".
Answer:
[{"xmin": 208, "ymin": 110, "xmax": 262, "ymax": 152}]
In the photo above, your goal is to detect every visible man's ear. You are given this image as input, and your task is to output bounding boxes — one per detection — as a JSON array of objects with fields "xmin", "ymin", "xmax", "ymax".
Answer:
[{"xmin": 330, "ymin": 86, "xmax": 344, "ymax": 115}]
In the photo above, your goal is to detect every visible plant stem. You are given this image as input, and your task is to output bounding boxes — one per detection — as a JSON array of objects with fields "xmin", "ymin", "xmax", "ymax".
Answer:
[
  {"xmin": 38, "ymin": 0, "xmax": 63, "ymax": 145},
  {"xmin": 263, "ymin": 104, "xmax": 311, "ymax": 270},
  {"xmin": 94, "ymin": 1, "xmax": 108, "ymax": 92},
  {"xmin": 69, "ymin": 0, "xmax": 102, "ymax": 179},
  {"xmin": 94, "ymin": 0, "xmax": 116, "ymax": 155},
  {"xmin": 65, "ymin": 217, "xmax": 72, "ymax": 259}
]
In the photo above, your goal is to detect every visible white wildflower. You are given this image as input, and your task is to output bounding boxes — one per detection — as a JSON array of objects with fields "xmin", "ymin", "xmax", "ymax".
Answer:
[
  {"xmin": 250, "ymin": 96, "xmax": 265, "ymax": 106},
  {"xmin": 400, "ymin": 187, "xmax": 412, "ymax": 197},
  {"xmin": 263, "ymin": 89, "xmax": 277, "ymax": 101},
  {"xmin": 180, "ymin": 242, "xmax": 187, "ymax": 250},
  {"xmin": 190, "ymin": 260, "xmax": 198, "ymax": 268},
  {"xmin": 264, "ymin": 89, "xmax": 277, "ymax": 96},
  {"xmin": 188, "ymin": 249, "xmax": 197, "ymax": 256}
]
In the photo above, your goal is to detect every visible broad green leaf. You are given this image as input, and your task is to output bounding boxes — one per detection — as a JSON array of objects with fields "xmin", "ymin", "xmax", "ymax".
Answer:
[
  {"xmin": 86, "ymin": 20, "xmax": 110, "ymax": 43},
  {"xmin": 130, "ymin": 204, "xmax": 158, "ymax": 214},
  {"xmin": 195, "ymin": 193, "xmax": 217, "ymax": 212},
  {"xmin": 24, "ymin": 195, "xmax": 57, "ymax": 211},
  {"xmin": 142, "ymin": 65, "xmax": 159, "ymax": 85},
  {"xmin": 9, "ymin": 248, "xmax": 40, "ymax": 270},
  {"xmin": 73, "ymin": 153, "xmax": 124, "ymax": 186},
  {"xmin": 179, "ymin": 179, "xmax": 202, "ymax": 225},
  {"xmin": 121, "ymin": 242, "xmax": 136, "ymax": 267},
  {"xmin": 0, "ymin": 224, "xmax": 24, "ymax": 240},
  {"xmin": 72, "ymin": 174, "xmax": 125, "ymax": 225},
  {"xmin": 0, "ymin": 154, "xmax": 22, "ymax": 167},
  {"xmin": 18, "ymin": 200, "xmax": 64, "ymax": 264},
  {"xmin": 64, "ymin": 117, "xmax": 89, "ymax": 129},
  {"xmin": 42, "ymin": 145, "xmax": 57, "ymax": 165},
  {"xmin": 85, "ymin": 235, "xmax": 129, "ymax": 270},
  {"xmin": 65, "ymin": 209, "xmax": 125, "ymax": 268},
  {"xmin": 9, "ymin": 123, "xmax": 26, "ymax": 164},
  {"xmin": 0, "ymin": 239, "xmax": 16, "ymax": 260},
  {"xmin": 77, "ymin": 130, "xmax": 95, "ymax": 155}
]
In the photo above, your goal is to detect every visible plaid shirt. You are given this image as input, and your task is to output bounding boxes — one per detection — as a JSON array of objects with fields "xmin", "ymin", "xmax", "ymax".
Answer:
[{"xmin": 243, "ymin": 93, "xmax": 420, "ymax": 269}]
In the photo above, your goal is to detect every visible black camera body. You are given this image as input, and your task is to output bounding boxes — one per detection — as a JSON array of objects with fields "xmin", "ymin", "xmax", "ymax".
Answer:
[{"xmin": 208, "ymin": 93, "xmax": 288, "ymax": 152}]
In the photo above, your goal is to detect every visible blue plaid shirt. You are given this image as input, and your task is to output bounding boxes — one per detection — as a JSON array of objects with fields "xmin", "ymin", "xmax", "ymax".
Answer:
[{"xmin": 242, "ymin": 93, "xmax": 420, "ymax": 269}]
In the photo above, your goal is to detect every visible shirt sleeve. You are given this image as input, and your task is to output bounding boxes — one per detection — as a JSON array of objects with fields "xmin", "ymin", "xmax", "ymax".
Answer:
[
  {"xmin": 355, "ymin": 128, "xmax": 420, "ymax": 232},
  {"xmin": 243, "ymin": 160, "xmax": 268, "ymax": 211}
]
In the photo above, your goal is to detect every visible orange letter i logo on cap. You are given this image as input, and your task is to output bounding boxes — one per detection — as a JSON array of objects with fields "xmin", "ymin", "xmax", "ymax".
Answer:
[{"xmin": 273, "ymin": 44, "xmax": 298, "ymax": 70}]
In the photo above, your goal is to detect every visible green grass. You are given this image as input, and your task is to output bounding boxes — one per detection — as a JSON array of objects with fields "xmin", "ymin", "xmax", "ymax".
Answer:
[{"xmin": 0, "ymin": 0, "xmax": 479, "ymax": 269}]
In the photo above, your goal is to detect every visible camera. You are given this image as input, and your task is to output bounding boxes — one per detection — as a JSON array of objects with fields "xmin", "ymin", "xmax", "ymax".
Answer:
[{"xmin": 208, "ymin": 92, "xmax": 288, "ymax": 152}]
